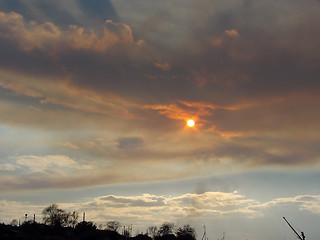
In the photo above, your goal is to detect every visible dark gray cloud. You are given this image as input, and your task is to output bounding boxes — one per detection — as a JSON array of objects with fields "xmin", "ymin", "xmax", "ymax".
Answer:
[
  {"xmin": 0, "ymin": 0, "xmax": 320, "ymax": 193},
  {"xmin": 1, "ymin": 4, "xmax": 320, "ymax": 239},
  {"xmin": 1, "ymin": 0, "xmax": 320, "ymax": 106},
  {"xmin": 0, "ymin": 0, "xmax": 118, "ymax": 27},
  {"xmin": 117, "ymin": 137, "xmax": 144, "ymax": 150}
]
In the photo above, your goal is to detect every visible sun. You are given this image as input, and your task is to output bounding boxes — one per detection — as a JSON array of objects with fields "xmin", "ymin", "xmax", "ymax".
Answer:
[{"xmin": 187, "ymin": 119, "xmax": 195, "ymax": 127}]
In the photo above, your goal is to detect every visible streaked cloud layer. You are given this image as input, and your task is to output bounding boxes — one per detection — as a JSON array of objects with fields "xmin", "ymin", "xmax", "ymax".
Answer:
[
  {"xmin": 1, "ymin": 191, "xmax": 320, "ymax": 239},
  {"xmin": 0, "ymin": 0, "xmax": 320, "ymax": 239}
]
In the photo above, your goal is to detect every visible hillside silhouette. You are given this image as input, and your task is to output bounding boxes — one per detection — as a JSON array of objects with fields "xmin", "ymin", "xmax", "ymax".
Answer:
[{"xmin": 0, "ymin": 204, "xmax": 197, "ymax": 240}]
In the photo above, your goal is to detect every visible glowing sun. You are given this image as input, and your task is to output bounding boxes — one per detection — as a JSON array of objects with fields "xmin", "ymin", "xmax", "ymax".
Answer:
[{"xmin": 187, "ymin": 119, "xmax": 195, "ymax": 127}]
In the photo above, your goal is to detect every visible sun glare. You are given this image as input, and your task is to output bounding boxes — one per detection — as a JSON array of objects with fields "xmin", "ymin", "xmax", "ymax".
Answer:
[{"xmin": 187, "ymin": 119, "xmax": 195, "ymax": 127}]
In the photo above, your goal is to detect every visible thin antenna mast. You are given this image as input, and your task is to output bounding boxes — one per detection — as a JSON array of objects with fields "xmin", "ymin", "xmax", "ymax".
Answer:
[
  {"xmin": 202, "ymin": 225, "xmax": 208, "ymax": 240},
  {"xmin": 283, "ymin": 217, "xmax": 305, "ymax": 240}
]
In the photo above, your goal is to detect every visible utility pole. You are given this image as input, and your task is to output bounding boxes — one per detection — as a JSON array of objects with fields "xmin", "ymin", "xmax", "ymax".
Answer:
[
  {"xmin": 283, "ymin": 217, "xmax": 305, "ymax": 240},
  {"xmin": 202, "ymin": 225, "xmax": 208, "ymax": 240}
]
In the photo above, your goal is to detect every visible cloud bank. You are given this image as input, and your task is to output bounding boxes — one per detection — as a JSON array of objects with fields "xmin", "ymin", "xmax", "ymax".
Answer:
[{"xmin": 0, "ymin": 0, "xmax": 320, "ymax": 192}]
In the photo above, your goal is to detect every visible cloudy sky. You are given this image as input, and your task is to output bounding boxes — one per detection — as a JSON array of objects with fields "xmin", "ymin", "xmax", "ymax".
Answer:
[{"xmin": 0, "ymin": 0, "xmax": 320, "ymax": 239}]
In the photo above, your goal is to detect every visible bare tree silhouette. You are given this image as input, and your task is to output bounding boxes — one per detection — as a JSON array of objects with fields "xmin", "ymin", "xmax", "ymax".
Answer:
[
  {"xmin": 42, "ymin": 204, "xmax": 79, "ymax": 227},
  {"xmin": 106, "ymin": 220, "xmax": 121, "ymax": 232},
  {"xmin": 175, "ymin": 225, "xmax": 196, "ymax": 240},
  {"xmin": 158, "ymin": 222, "xmax": 175, "ymax": 236},
  {"xmin": 147, "ymin": 225, "xmax": 158, "ymax": 239}
]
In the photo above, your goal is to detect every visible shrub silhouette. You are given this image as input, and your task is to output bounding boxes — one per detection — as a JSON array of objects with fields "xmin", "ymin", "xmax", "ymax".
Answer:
[
  {"xmin": 175, "ymin": 225, "xmax": 196, "ymax": 240},
  {"xmin": 75, "ymin": 221, "xmax": 97, "ymax": 232}
]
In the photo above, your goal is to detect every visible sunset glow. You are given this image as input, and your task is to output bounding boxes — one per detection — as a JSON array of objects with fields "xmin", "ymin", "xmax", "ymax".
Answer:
[
  {"xmin": 187, "ymin": 119, "xmax": 195, "ymax": 127},
  {"xmin": 0, "ymin": 1, "xmax": 319, "ymax": 239}
]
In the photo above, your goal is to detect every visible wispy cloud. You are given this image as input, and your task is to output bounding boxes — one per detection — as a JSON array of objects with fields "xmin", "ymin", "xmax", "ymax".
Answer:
[
  {"xmin": 0, "ymin": 163, "xmax": 20, "ymax": 172},
  {"xmin": 153, "ymin": 62, "xmax": 171, "ymax": 71},
  {"xmin": 0, "ymin": 1, "xmax": 320, "ymax": 226},
  {"xmin": 225, "ymin": 29, "xmax": 239, "ymax": 38},
  {"xmin": 2, "ymin": 192, "xmax": 320, "ymax": 229},
  {"xmin": 15, "ymin": 155, "xmax": 92, "ymax": 172},
  {"xmin": 0, "ymin": 11, "xmax": 134, "ymax": 52}
]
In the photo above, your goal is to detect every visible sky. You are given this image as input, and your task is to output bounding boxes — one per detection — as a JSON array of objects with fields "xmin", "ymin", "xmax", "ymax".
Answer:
[{"xmin": 0, "ymin": 0, "xmax": 320, "ymax": 239}]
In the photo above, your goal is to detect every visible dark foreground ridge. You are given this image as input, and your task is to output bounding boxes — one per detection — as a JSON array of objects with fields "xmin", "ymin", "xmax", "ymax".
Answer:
[
  {"xmin": 0, "ymin": 221, "xmax": 145, "ymax": 240},
  {"xmin": 0, "ymin": 204, "xmax": 197, "ymax": 240},
  {"xmin": 0, "ymin": 222, "xmax": 196, "ymax": 240}
]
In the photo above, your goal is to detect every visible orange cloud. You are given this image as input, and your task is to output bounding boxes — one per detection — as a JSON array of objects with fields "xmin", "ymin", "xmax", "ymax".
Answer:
[
  {"xmin": 67, "ymin": 20, "xmax": 134, "ymax": 51},
  {"xmin": 0, "ymin": 70, "xmax": 139, "ymax": 119},
  {"xmin": 144, "ymin": 101, "xmax": 219, "ymax": 124},
  {"xmin": 145, "ymin": 104, "xmax": 189, "ymax": 120},
  {"xmin": 211, "ymin": 38, "xmax": 223, "ymax": 46},
  {"xmin": 213, "ymin": 129, "xmax": 256, "ymax": 138},
  {"xmin": 225, "ymin": 29, "xmax": 240, "ymax": 38},
  {"xmin": 0, "ymin": 11, "xmax": 134, "ymax": 52},
  {"xmin": 153, "ymin": 62, "xmax": 171, "ymax": 71}
]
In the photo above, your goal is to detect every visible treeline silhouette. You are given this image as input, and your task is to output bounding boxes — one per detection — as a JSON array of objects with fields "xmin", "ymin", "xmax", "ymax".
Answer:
[{"xmin": 0, "ymin": 204, "xmax": 197, "ymax": 240}]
